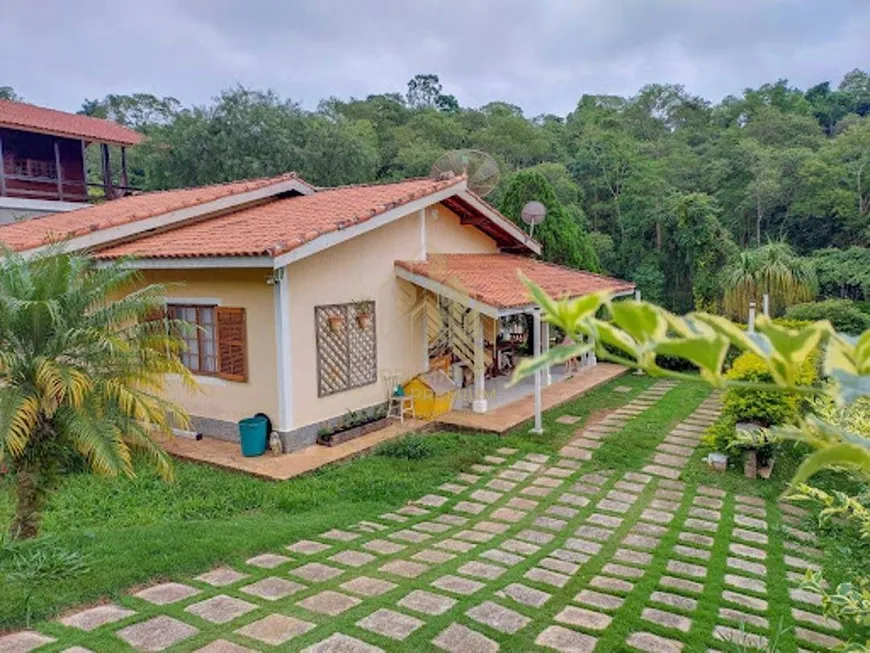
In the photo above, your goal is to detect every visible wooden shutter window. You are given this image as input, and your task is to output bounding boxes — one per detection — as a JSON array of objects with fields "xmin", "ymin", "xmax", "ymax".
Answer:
[{"xmin": 216, "ymin": 306, "xmax": 248, "ymax": 382}]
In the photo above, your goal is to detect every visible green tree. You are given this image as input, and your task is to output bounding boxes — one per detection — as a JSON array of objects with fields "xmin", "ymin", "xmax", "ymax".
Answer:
[
  {"xmin": 832, "ymin": 118, "xmax": 870, "ymax": 229},
  {"xmin": 0, "ymin": 251, "xmax": 191, "ymax": 539},
  {"xmin": 472, "ymin": 103, "xmax": 553, "ymax": 170},
  {"xmin": 571, "ymin": 126, "xmax": 641, "ymax": 238},
  {"xmin": 406, "ymin": 74, "xmax": 457, "ymax": 112},
  {"xmin": 324, "ymin": 93, "xmax": 411, "ymax": 177},
  {"xmin": 303, "ymin": 116, "xmax": 379, "ymax": 186},
  {"xmin": 739, "ymin": 139, "xmax": 783, "ymax": 246},
  {"xmin": 141, "ymin": 87, "xmax": 310, "ymax": 189},
  {"xmin": 499, "ymin": 170, "xmax": 599, "ymax": 272},
  {"xmin": 392, "ymin": 109, "xmax": 467, "ymax": 177},
  {"xmin": 670, "ymin": 192, "xmax": 736, "ymax": 312},
  {"xmin": 805, "ymin": 81, "xmax": 855, "ymax": 135},
  {"xmin": 811, "ymin": 247, "xmax": 870, "ymax": 300},
  {"xmin": 838, "ymin": 68, "xmax": 870, "ymax": 116},
  {"xmin": 79, "ymin": 93, "xmax": 181, "ymax": 130},
  {"xmin": 0, "ymin": 86, "xmax": 21, "ymax": 101}
]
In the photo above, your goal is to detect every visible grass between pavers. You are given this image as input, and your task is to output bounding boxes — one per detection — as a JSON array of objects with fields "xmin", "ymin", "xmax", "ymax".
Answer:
[
  {"xmin": 0, "ymin": 372, "xmax": 652, "ymax": 630},
  {"xmin": 681, "ymin": 415, "xmax": 870, "ymax": 642},
  {"xmin": 590, "ymin": 381, "xmax": 709, "ymax": 469}
]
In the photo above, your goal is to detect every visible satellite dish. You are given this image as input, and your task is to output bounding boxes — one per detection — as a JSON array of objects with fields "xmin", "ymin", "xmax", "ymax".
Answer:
[
  {"xmin": 430, "ymin": 149, "xmax": 500, "ymax": 197},
  {"xmin": 521, "ymin": 201, "xmax": 547, "ymax": 238}
]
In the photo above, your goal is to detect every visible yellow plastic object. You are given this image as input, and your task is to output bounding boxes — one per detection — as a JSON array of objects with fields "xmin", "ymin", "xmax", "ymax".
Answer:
[{"xmin": 404, "ymin": 369, "xmax": 456, "ymax": 419}]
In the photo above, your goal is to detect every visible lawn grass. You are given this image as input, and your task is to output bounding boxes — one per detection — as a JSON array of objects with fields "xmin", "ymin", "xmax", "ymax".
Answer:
[
  {"xmin": 2, "ymin": 373, "xmax": 866, "ymax": 652},
  {"xmin": 0, "ymin": 373, "xmax": 652, "ymax": 630}
]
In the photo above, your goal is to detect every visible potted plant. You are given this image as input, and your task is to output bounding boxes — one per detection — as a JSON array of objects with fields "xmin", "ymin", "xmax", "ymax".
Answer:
[
  {"xmin": 327, "ymin": 313, "xmax": 345, "ymax": 333},
  {"xmin": 354, "ymin": 300, "xmax": 373, "ymax": 329},
  {"xmin": 728, "ymin": 423, "xmax": 780, "ymax": 479}
]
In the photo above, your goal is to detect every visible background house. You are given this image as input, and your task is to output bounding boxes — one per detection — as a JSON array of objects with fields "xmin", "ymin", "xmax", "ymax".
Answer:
[{"xmin": 0, "ymin": 98, "xmax": 141, "ymax": 223}]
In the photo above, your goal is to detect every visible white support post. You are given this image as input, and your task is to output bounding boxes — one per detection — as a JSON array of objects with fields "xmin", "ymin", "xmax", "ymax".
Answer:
[
  {"xmin": 273, "ymin": 267, "xmax": 293, "ymax": 433},
  {"xmin": 748, "ymin": 301, "xmax": 757, "ymax": 333},
  {"xmin": 762, "ymin": 293, "xmax": 770, "ymax": 317},
  {"xmin": 532, "ymin": 308, "xmax": 543, "ymax": 434},
  {"xmin": 420, "ymin": 291, "xmax": 429, "ymax": 372},
  {"xmin": 635, "ymin": 289, "xmax": 641, "ymax": 301},
  {"xmin": 418, "ymin": 208, "xmax": 427, "ymax": 261},
  {"xmin": 472, "ymin": 312, "xmax": 488, "ymax": 413},
  {"xmin": 542, "ymin": 320, "xmax": 552, "ymax": 387}
]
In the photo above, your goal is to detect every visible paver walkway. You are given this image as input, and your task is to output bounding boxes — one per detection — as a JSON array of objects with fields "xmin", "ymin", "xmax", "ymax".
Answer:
[{"xmin": 1, "ymin": 381, "xmax": 844, "ymax": 652}]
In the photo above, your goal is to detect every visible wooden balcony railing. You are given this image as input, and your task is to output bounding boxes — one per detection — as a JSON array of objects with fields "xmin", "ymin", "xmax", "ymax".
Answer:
[{"xmin": 0, "ymin": 172, "xmax": 139, "ymax": 202}]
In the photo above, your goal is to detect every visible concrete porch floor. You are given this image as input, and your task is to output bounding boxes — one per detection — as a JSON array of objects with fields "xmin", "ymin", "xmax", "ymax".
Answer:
[
  {"xmin": 162, "ymin": 418, "xmax": 426, "ymax": 481},
  {"xmin": 436, "ymin": 362, "xmax": 628, "ymax": 434}
]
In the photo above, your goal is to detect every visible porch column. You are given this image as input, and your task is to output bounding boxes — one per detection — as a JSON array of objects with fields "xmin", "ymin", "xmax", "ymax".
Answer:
[
  {"xmin": 472, "ymin": 311, "xmax": 487, "ymax": 413},
  {"xmin": 120, "ymin": 146, "xmax": 129, "ymax": 195},
  {"xmin": 420, "ymin": 290, "xmax": 429, "ymax": 372},
  {"xmin": 273, "ymin": 267, "xmax": 294, "ymax": 434},
  {"xmin": 418, "ymin": 207, "xmax": 427, "ymax": 260},
  {"xmin": 541, "ymin": 321, "xmax": 552, "ymax": 387},
  {"xmin": 532, "ymin": 308, "xmax": 543, "ymax": 434},
  {"xmin": 54, "ymin": 140, "xmax": 64, "ymax": 201},
  {"xmin": 0, "ymin": 133, "xmax": 6, "ymax": 196},
  {"xmin": 101, "ymin": 143, "xmax": 113, "ymax": 199}
]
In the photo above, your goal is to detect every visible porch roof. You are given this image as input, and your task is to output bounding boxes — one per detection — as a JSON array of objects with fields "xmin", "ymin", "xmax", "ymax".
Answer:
[{"xmin": 395, "ymin": 253, "xmax": 635, "ymax": 317}]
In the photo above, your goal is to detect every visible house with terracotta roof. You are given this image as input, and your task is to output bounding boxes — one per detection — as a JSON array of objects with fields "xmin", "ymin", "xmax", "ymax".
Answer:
[
  {"xmin": 0, "ymin": 98, "xmax": 141, "ymax": 223},
  {"xmin": 0, "ymin": 172, "xmax": 634, "ymax": 451}
]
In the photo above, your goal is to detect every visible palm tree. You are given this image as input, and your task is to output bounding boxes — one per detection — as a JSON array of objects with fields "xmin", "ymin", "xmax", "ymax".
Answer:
[
  {"xmin": 721, "ymin": 250, "xmax": 758, "ymax": 319},
  {"xmin": 722, "ymin": 242, "xmax": 817, "ymax": 320},
  {"xmin": 0, "ymin": 250, "xmax": 193, "ymax": 539}
]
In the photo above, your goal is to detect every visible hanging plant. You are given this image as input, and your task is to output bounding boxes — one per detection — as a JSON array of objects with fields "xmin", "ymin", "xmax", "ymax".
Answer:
[
  {"xmin": 327, "ymin": 314, "xmax": 345, "ymax": 333},
  {"xmin": 354, "ymin": 300, "xmax": 373, "ymax": 329}
]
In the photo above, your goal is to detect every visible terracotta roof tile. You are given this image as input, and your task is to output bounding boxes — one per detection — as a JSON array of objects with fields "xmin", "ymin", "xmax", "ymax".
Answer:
[
  {"xmin": 0, "ymin": 173, "xmax": 308, "ymax": 252},
  {"xmin": 396, "ymin": 253, "xmax": 635, "ymax": 309},
  {"xmin": 0, "ymin": 99, "xmax": 142, "ymax": 146},
  {"xmin": 94, "ymin": 176, "xmax": 466, "ymax": 259}
]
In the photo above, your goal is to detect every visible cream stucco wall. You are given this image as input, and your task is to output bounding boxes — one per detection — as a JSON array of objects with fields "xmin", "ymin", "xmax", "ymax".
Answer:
[
  {"xmin": 143, "ymin": 269, "xmax": 279, "ymax": 426},
  {"xmin": 426, "ymin": 204, "xmax": 498, "ymax": 255},
  {"xmin": 287, "ymin": 203, "xmax": 498, "ymax": 429}
]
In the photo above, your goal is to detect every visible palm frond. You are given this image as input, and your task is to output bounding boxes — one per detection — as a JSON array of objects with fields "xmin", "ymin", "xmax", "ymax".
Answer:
[{"xmin": 0, "ymin": 249, "xmax": 192, "ymax": 493}]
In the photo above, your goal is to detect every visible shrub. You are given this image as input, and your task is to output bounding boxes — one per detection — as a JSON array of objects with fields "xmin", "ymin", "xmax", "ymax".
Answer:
[
  {"xmin": 702, "ymin": 415, "xmax": 738, "ymax": 454},
  {"xmin": 784, "ymin": 299, "xmax": 870, "ymax": 336},
  {"xmin": 376, "ymin": 436, "xmax": 435, "ymax": 460},
  {"xmin": 655, "ymin": 354, "xmax": 698, "ymax": 373},
  {"xmin": 722, "ymin": 351, "xmax": 817, "ymax": 427}
]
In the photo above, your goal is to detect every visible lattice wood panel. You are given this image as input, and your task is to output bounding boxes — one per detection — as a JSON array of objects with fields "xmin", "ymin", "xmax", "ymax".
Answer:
[
  {"xmin": 315, "ymin": 301, "xmax": 376, "ymax": 397},
  {"xmin": 425, "ymin": 295, "xmax": 491, "ymax": 368}
]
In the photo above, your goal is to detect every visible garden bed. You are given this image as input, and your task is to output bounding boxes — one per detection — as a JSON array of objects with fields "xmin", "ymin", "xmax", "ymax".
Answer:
[{"xmin": 316, "ymin": 417, "xmax": 390, "ymax": 447}]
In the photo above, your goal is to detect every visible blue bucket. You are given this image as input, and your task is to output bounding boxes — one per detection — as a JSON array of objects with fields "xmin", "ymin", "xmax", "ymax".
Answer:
[{"xmin": 238, "ymin": 416, "xmax": 268, "ymax": 457}]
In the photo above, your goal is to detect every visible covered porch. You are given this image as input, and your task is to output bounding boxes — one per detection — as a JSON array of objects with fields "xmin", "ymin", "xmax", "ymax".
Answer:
[
  {"xmin": 437, "ymin": 362, "xmax": 628, "ymax": 434},
  {"xmin": 395, "ymin": 253, "xmax": 636, "ymax": 418}
]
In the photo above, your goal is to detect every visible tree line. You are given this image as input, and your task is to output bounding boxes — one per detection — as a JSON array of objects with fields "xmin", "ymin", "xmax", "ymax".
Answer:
[{"xmin": 4, "ymin": 70, "xmax": 869, "ymax": 314}]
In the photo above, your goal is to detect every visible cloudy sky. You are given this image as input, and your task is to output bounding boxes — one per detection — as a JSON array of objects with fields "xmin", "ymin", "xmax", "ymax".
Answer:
[{"xmin": 3, "ymin": 0, "xmax": 868, "ymax": 116}]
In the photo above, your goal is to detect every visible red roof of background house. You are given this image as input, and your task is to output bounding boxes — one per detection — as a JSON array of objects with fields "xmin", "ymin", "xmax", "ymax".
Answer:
[
  {"xmin": 94, "ymin": 176, "xmax": 467, "ymax": 259},
  {"xmin": 0, "ymin": 99, "xmax": 143, "ymax": 146},
  {"xmin": 0, "ymin": 173, "xmax": 310, "ymax": 252},
  {"xmin": 396, "ymin": 253, "xmax": 635, "ymax": 309}
]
